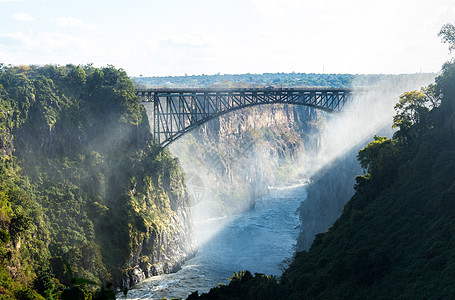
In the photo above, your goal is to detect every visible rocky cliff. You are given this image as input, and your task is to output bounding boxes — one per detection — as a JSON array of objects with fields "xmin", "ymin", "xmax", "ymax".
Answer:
[
  {"xmin": 0, "ymin": 64, "xmax": 195, "ymax": 297},
  {"xmin": 121, "ymin": 210, "xmax": 196, "ymax": 288},
  {"xmin": 296, "ymin": 149, "xmax": 360, "ymax": 250},
  {"xmin": 165, "ymin": 104, "xmax": 325, "ymax": 219}
]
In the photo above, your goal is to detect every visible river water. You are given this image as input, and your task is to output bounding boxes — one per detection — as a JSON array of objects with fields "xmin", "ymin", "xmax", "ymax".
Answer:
[{"xmin": 124, "ymin": 185, "xmax": 307, "ymax": 299}]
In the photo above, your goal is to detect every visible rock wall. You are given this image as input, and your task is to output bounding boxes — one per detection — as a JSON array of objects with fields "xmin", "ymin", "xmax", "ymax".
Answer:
[
  {"xmin": 296, "ymin": 150, "xmax": 361, "ymax": 250},
  {"xmin": 0, "ymin": 65, "xmax": 198, "ymax": 294},
  {"xmin": 166, "ymin": 104, "xmax": 324, "ymax": 218},
  {"xmin": 120, "ymin": 209, "xmax": 196, "ymax": 289}
]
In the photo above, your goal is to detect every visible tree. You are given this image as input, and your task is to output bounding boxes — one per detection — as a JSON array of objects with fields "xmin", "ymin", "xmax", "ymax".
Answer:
[
  {"xmin": 438, "ymin": 23, "xmax": 455, "ymax": 53},
  {"xmin": 67, "ymin": 65, "xmax": 87, "ymax": 86},
  {"xmin": 392, "ymin": 89, "xmax": 436, "ymax": 144},
  {"xmin": 357, "ymin": 136, "xmax": 398, "ymax": 176},
  {"xmin": 435, "ymin": 60, "xmax": 455, "ymax": 130}
]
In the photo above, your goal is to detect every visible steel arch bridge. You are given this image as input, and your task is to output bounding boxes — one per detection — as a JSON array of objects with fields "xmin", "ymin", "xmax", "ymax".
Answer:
[{"xmin": 136, "ymin": 87, "xmax": 353, "ymax": 147}]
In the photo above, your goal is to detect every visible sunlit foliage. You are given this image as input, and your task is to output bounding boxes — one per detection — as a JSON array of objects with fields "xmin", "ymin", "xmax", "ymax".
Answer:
[{"xmin": 0, "ymin": 64, "xmax": 189, "ymax": 299}]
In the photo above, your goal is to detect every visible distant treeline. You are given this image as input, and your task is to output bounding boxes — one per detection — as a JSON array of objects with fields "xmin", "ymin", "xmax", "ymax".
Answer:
[{"xmin": 132, "ymin": 72, "xmax": 435, "ymax": 89}]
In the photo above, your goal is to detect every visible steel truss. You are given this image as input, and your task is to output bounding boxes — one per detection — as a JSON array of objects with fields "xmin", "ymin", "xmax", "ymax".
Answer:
[{"xmin": 136, "ymin": 88, "xmax": 353, "ymax": 147}]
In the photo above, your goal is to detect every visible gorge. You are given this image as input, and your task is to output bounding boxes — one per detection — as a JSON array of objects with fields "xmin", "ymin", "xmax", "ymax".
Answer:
[
  {"xmin": 0, "ymin": 62, "xmax": 450, "ymax": 300},
  {"xmin": 129, "ymin": 72, "xmax": 436, "ymax": 298}
]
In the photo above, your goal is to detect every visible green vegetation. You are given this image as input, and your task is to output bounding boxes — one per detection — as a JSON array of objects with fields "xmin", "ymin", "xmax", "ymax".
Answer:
[
  {"xmin": 0, "ymin": 64, "xmax": 191, "ymax": 299},
  {"xmin": 1, "ymin": 22, "xmax": 453, "ymax": 299},
  {"xmin": 439, "ymin": 23, "xmax": 455, "ymax": 53},
  {"xmin": 187, "ymin": 271, "xmax": 286, "ymax": 300},
  {"xmin": 134, "ymin": 72, "xmax": 356, "ymax": 88},
  {"xmin": 133, "ymin": 72, "xmax": 434, "ymax": 89},
  {"xmin": 189, "ymin": 27, "xmax": 455, "ymax": 299}
]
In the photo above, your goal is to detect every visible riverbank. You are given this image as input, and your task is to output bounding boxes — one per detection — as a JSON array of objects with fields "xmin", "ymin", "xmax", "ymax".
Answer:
[{"xmin": 124, "ymin": 185, "xmax": 306, "ymax": 299}]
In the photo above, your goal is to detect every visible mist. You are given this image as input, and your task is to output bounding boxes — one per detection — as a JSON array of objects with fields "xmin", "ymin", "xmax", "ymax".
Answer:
[
  {"xmin": 129, "ymin": 73, "xmax": 444, "ymax": 299},
  {"xmin": 141, "ymin": 73, "xmax": 437, "ymax": 251},
  {"xmin": 296, "ymin": 73, "xmax": 437, "ymax": 180},
  {"xmin": 295, "ymin": 73, "xmax": 438, "ymax": 250}
]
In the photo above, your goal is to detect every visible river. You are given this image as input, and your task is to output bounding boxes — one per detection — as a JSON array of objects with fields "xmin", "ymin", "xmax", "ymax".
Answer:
[{"xmin": 123, "ymin": 184, "xmax": 307, "ymax": 299}]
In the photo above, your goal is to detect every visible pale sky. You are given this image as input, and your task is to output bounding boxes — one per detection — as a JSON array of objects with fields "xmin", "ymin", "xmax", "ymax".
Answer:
[{"xmin": 0, "ymin": 0, "xmax": 454, "ymax": 76}]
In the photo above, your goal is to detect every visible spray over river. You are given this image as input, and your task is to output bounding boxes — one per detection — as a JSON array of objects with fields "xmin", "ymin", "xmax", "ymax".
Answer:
[
  {"xmin": 124, "ymin": 184, "xmax": 306, "ymax": 299},
  {"xmin": 129, "ymin": 75, "xmax": 436, "ymax": 299}
]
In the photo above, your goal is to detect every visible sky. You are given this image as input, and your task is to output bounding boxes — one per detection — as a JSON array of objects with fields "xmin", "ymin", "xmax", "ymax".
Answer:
[{"xmin": 0, "ymin": 0, "xmax": 454, "ymax": 76}]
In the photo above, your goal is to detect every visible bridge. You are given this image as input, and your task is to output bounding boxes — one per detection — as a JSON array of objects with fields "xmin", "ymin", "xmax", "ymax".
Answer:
[{"xmin": 136, "ymin": 87, "xmax": 353, "ymax": 147}]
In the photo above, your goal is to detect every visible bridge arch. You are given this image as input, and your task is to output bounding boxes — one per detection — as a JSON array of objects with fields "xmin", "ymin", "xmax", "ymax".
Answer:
[{"xmin": 136, "ymin": 88, "xmax": 352, "ymax": 147}]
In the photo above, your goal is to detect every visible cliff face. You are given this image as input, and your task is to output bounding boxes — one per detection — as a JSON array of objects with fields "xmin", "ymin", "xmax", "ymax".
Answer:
[
  {"xmin": 118, "ymin": 148, "xmax": 197, "ymax": 289},
  {"xmin": 122, "ymin": 210, "xmax": 196, "ymax": 288},
  {"xmin": 0, "ymin": 64, "xmax": 195, "ymax": 296},
  {"xmin": 296, "ymin": 151, "xmax": 360, "ymax": 251},
  {"xmin": 166, "ymin": 104, "xmax": 324, "ymax": 219}
]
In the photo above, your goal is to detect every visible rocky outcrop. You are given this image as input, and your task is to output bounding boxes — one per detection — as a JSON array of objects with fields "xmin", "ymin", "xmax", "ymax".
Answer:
[{"xmin": 120, "ymin": 209, "xmax": 196, "ymax": 289}]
